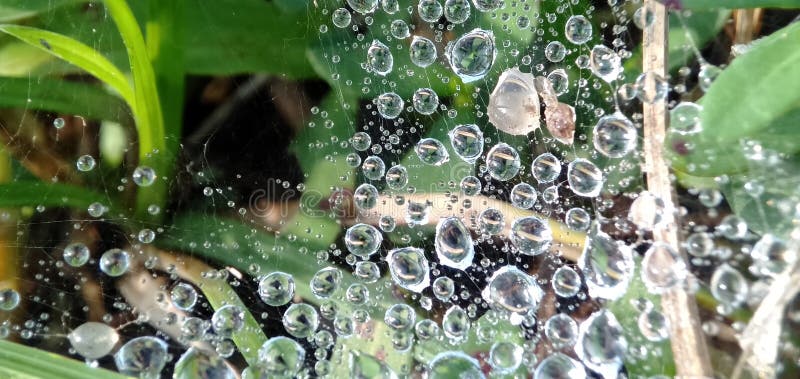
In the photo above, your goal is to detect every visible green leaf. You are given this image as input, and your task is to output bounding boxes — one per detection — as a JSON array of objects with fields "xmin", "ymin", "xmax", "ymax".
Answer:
[
  {"xmin": 669, "ymin": 21, "xmax": 800, "ymax": 176},
  {"xmin": 0, "ymin": 181, "xmax": 116, "ymax": 211},
  {"xmin": 0, "ymin": 76, "xmax": 130, "ymax": 122},
  {"xmin": 0, "ymin": 0, "xmax": 80, "ymax": 22},
  {"xmin": 0, "ymin": 340, "xmax": 131, "ymax": 379},
  {"xmin": 102, "ymin": 0, "xmax": 169, "ymax": 221},
  {"xmin": 678, "ymin": 0, "xmax": 800, "ymax": 9},
  {"xmin": 0, "ymin": 24, "xmax": 134, "ymax": 106}
]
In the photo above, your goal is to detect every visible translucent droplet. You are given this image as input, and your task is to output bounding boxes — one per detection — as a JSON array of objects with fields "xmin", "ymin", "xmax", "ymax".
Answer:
[
  {"xmin": 510, "ymin": 183, "xmax": 537, "ymax": 209},
  {"xmin": 718, "ymin": 214, "xmax": 748, "ymax": 240},
  {"xmin": 472, "ymin": 0, "xmax": 502, "ymax": 12},
  {"xmin": 361, "ymin": 156, "xmax": 386, "ymax": 180},
  {"xmin": 282, "ymin": 303, "xmax": 319, "ymax": 338},
  {"xmin": 409, "ymin": 36, "xmax": 437, "ymax": 67},
  {"xmin": 638, "ymin": 309, "xmax": 669, "ymax": 342},
  {"xmin": 174, "ymin": 348, "xmax": 234, "ymax": 379},
  {"xmin": 478, "ymin": 208, "xmax": 504, "ymax": 235},
  {"xmin": 547, "ymin": 69, "xmax": 569, "ymax": 96},
  {"xmin": 686, "ymin": 232, "xmax": 714, "ymax": 257},
  {"xmin": 415, "ymin": 138, "xmax": 450, "ymax": 166},
  {"xmin": 435, "ymin": 217, "xmax": 475, "ymax": 270},
  {"xmin": 412, "ymin": 87, "xmax": 439, "ymax": 115},
  {"xmin": 354, "ymin": 261, "xmax": 381, "ymax": 283},
  {"xmin": 751, "ymin": 234, "xmax": 794, "ymax": 276},
  {"xmin": 171, "ymin": 282, "xmax": 199, "ymax": 310},
  {"xmin": 350, "ymin": 351, "xmax": 398, "ymax": 378},
  {"xmin": 532, "ymin": 153, "xmax": 562, "ymax": 183},
  {"xmin": 310, "ymin": 267, "xmax": 342, "ymax": 298},
  {"xmin": 258, "ymin": 271, "xmax": 294, "ymax": 306},
  {"xmin": 486, "ymin": 143, "xmax": 521, "ymax": 181},
  {"xmin": 212, "ymin": 305, "xmax": 245, "ymax": 337},
  {"xmin": 76, "ymin": 155, "xmax": 96, "ymax": 172},
  {"xmin": 552, "ymin": 266, "xmax": 582, "ymax": 297},
  {"xmin": 576, "ymin": 310, "xmax": 627, "ymax": 378},
  {"xmin": 442, "ymin": 305, "xmax": 470, "ymax": 341},
  {"xmin": 578, "ymin": 227, "xmax": 634, "ymax": 300},
  {"xmin": 567, "ymin": 158, "xmax": 604, "ymax": 197},
  {"xmin": 534, "ymin": 353, "xmax": 585, "ymax": 379},
  {"xmin": 460, "ymin": 175, "xmax": 482, "ymax": 196},
  {"xmin": 387, "ymin": 247, "xmax": 430, "ymax": 292},
  {"xmin": 429, "ymin": 351, "xmax": 485, "ymax": 379},
  {"xmin": 590, "ymin": 45, "xmax": 622, "ymax": 82},
  {"xmin": 390, "ymin": 20, "xmax": 410, "ymax": 39},
  {"xmin": 489, "ymin": 341, "xmax": 523, "ymax": 374},
  {"xmin": 641, "ymin": 242, "xmax": 687, "ymax": 293},
  {"xmin": 332, "ymin": 8, "xmax": 352, "ymax": 28},
  {"xmin": 444, "ymin": 0, "xmax": 471, "ymax": 24},
  {"xmin": 670, "ymin": 102, "xmax": 703, "ymax": 134},
  {"xmin": 385, "ymin": 164, "xmax": 408, "ymax": 189},
  {"xmin": 564, "ymin": 15, "xmax": 593, "ymax": 44},
  {"xmin": 68, "ymin": 322, "xmax": 119, "ymax": 359},
  {"xmin": 115, "ymin": 336, "xmax": 168, "ymax": 378},
  {"xmin": 633, "ymin": 5, "xmax": 655, "ymax": 29},
  {"xmin": 545, "ymin": 313, "xmax": 578, "ymax": 349},
  {"xmin": 449, "ymin": 124, "xmax": 484, "ymax": 163},
  {"xmin": 636, "ymin": 71, "xmax": 668, "ymax": 103},
  {"xmin": 447, "ymin": 29, "xmax": 496, "ymax": 82},
  {"xmin": 99, "ymin": 248, "xmax": 130, "ymax": 277},
  {"xmin": 0, "ymin": 288, "xmax": 20, "ymax": 311},
  {"xmin": 593, "ymin": 112, "xmax": 637, "ymax": 158},
  {"xmin": 381, "ymin": 0, "xmax": 399, "ymax": 14},
  {"xmin": 132, "ymin": 166, "xmax": 156, "ymax": 187},
  {"xmin": 63, "ymin": 242, "xmax": 90, "ymax": 267},
  {"xmin": 376, "ymin": 92, "xmax": 404, "ymax": 119},
  {"xmin": 385, "ymin": 303, "xmax": 416, "ymax": 331},
  {"xmin": 405, "ymin": 201, "xmax": 431, "ymax": 226},
  {"xmin": 482, "ymin": 266, "xmax": 543, "ymax": 324},
  {"xmin": 353, "ymin": 183, "xmax": 379, "ymax": 210},
  {"xmin": 433, "ymin": 276, "xmax": 455, "ymax": 301},
  {"xmin": 88, "ymin": 202, "xmax": 106, "ymax": 217},
  {"xmin": 698, "ymin": 64, "xmax": 721, "ymax": 92},
  {"xmin": 418, "ymin": 0, "xmax": 443, "ymax": 22},
  {"xmin": 487, "ymin": 68, "xmax": 540, "ymax": 136},
  {"xmin": 258, "ymin": 336, "xmax": 305, "ymax": 377},
  {"xmin": 53, "ymin": 117, "xmax": 66, "ymax": 129},
  {"xmin": 510, "ymin": 216, "xmax": 552, "ymax": 255},
  {"xmin": 710, "ymin": 264, "xmax": 749, "ymax": 307},
  {"xmin": 544, "ymin": 41, "xmax": 567, "ymax": 62},
  {"xmin": 346, "ymin": 0, "xmax": 378, "ymax": 14},
  {"xmin": 367, "ymin": 40, "xmax": 393, "ymax": 76}
]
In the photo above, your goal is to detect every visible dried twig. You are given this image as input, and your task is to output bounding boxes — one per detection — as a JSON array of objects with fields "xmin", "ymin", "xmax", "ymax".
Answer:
[{"xmin": 642, "ymin": 1, "xmax": 714, "ymax": 376}]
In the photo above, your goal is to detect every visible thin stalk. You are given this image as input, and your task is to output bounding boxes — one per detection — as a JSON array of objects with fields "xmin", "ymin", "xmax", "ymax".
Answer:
[{"xmin": 642, "ymin": 1, "xmax": 713, "ymax": 376}]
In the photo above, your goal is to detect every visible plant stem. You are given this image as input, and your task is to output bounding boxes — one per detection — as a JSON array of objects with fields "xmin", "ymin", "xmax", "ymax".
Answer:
[{"xmin": 642, "ymin": 1, "xmax": 713, "ymax": 376}]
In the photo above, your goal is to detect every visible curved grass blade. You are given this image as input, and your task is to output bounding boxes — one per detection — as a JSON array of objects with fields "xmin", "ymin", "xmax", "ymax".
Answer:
[
  {"xmin": 0, "ymin": 340, "xmax": 131, "ymax": 379},
  {"xmin": 0, "ymin": 181, "xmax": 118, "ymax": 212},
  {"xmin": 0, "ymin": 24, "xmax": 134, "ymax": 107},
  {"xmin": 0, "ymin": 76, "xmax": 130, "ymax": 122}
]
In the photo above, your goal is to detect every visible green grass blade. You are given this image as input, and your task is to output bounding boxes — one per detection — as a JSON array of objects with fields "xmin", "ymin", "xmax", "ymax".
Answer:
[
  {"xmin": 0, "ymin": 24, "xmax": 134, "ymax": 107},
  {"xmin": 0, "ymin": 340, "xmax": 131, "ymax": 379},
  {"xmin": 0, "ymin": 76, "xmax": 130, "ymax": 122},
  {"xmin": 102, "ymin": 0, "xmax": 169, "ymax": 221},
  {"xmin": 0, "ymin": 181, "xmax": 118, "ymax": 212},
  {"xmin": 0, "ymin": 0, "xmax": 82, "ymax": 23}
]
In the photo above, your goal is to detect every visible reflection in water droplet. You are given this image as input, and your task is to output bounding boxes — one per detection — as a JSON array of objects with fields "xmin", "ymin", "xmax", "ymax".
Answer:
[
  {"xmin": 482, "ymin": 266, "xmax": 543, "ymax": 325},
  {"xmin": 447, "ymin": 29, "xmax": 496, "ymax": 83},
  {"xmin": 578, "ymin": 227, "xmax": 634, "ymax": 300},
  {"xmin": 435, "ymin": 217, "xmax": 475, "ymax": 270},
  {"xmin": 387, "ymin": 247, "xmax": 430, "ymax": 292}
]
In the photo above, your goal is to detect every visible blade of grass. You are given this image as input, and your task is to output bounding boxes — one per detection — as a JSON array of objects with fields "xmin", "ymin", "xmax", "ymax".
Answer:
[
  {"xmin": 0, "ymin": 0, "xmax": 81, "ymax": 22},
  {"xmin": 0, "ymin": 24, "xmax": 134, "ymax": 106},
  {"xmin": 0, "ymin": 76, "xmax": 130, "ymax": 122},
  {"xmin": 102, "ymin": 0, "xmax": 170, "ymax": 221},
  {"xmin": 0, "ymin": 340, "xmax": 131, "ymax": 379},
  {"xmin": 0, "ymin": 181, "xmax": 119, "ymax": 212}
]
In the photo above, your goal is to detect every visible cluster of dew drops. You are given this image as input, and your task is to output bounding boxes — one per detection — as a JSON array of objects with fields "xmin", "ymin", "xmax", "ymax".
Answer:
[{"xmin": 0, "ymin": 0, "xmax": 790, "ymax": 378}]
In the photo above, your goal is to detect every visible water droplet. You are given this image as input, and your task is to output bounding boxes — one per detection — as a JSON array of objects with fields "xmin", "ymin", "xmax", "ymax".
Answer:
[
  {"xmin": 489, "ymin": 341, "xmax": 523, "ymax": 374},
  {"xmin": 347, "ymin": 0, "xmax": 378, "ymax": 14},
  {"xmin": 311, "ymin": 267, "xmax": 342, "ymax": 298},
  {"xmin": 567, "ymin": 158, "xmax": 604, "ymax": 197},
  {"xmin": 63, "ymin": 242, "xmax": 90, "ymax": 267},
  {"xmin": 718, "ymin": 214, "xmax": 747, "ymax": 240},
  {"xmin": 258, "ymin": 336, "xmax": 305, "ymax": 377},
  {"xmin": 564, "ymin": 15, "xmax": 593, "ymax": 44},
  {"xmin": 698, "ymin": 64, "xmax": 721, "ymax": 92},
  {"xmin": 115, "ymin": 336, "xmax": 168, "ymax": 377},
  {"xmin": 387, "ymin": 247, "xmax": 430, "ymax": 292},
  {"xmin": 282, "ymin": 303, "xmax": 319, "ymax": 338},
  {"xmin": 576, "ymin": 310, "xmax": 627, "ymax": 378},
  {"xmin": 487, "ymin": 68, "xmax": 540, "ymax": 135},
  {"xmin": 670, "ymin": 102, "xmax": 703, "ymax": 134},
  {"xmin": 99, "ymin": 248, "xmax": 130, "ymax": 277},
  {"xmin": 405, "ymin": 200, "xmax": 431, "ymax": 226},
  {"xmin": 88, "ymin": 202, "xmax": 106, "ymax": 217},
  {"xmin": 552, "ymin": 266, "xmax": 582, "ymax": 297},
  {"xmin": 641, "ymin": 242, "xmax": 687, "ymax": 293},
  {"xmin": 472, "ymin": 0, "xmax": 502, "ymax": 12},
  {"xmin": 171, "ymin": 282, "xmax": 199, "ymax": 310},
  {"xmin": 710, "ymin": 264, "xmax": 749, "ymax": 307},
  {"xmin": 636, "ymin": 71, "xmax": 668, "ymax": 103},
  {"xmin": 751, "ymin": 234, "xmax": 794, "ymax": 276},
  {"xmin": 390, "ymin": 19, "xmax": 410, "ymax": 39},
  {"xmin": 565, "ymin": 207, "xmax": 591, "ymax": 231},
  {"xmin": 510, "ymin": 183, "xmax": 537, "ymax": 209},
  {"xmin": 212, "ymin": 305, "xmax": 245, "ymax": 337},
  {"xmin": 686, "ymin": 232, "xmax": 714, "ymax": 257},
  {"xmin": 175, "ymin": 348, "xmax": 235, "ymax": 379},
  {"xmin": 381, "ymin": 0, "xmax": 399, "ymax": 13},
  {"xmin": 447, "ymin": 29, "xmax": 496, "ymax": 82},
  {"xmin": 547, "ymin": 69, "xmax": 569, "ymax": 96},
  {"xmin": 376, "ymin": 92, "xmax": 404, "ymax": 119},
  {"xmin": 486, "ymin": 142, "xmax": 521, "ymax": 181},
  {"xmin": 428, "ymin": 351, "xmax": 485, "ymax": 379},
  {"xmin": 444, "ymin": 0, "xmax": 471, "ymax": 24},
  {"xmin": 590, "ymin": 45, "xmax": 622, "ymax": 82},
  {"xmin": 409, "ymin": 36, "xmax": 437, "ymax": 68},
  {"xmin": 385, "ymin": 164, "xmax": 408, "ymax": 189},
  {"xmin": 593, "ymin": 112, "xmax": 637, "ymax": 158},
  {"xmin": 478, "ymin": 208, "xmax": 504, "ymax": 235},
  {"xmin": 68, "ymin": 322, "xmax": 119, "ymax": 359},
  {"xmin": 76, "ymin": 155, "xmax": 96, "ymax": 172},
  {"xmin": 545, "ymin": 313, "xmax": 578, "ymax": 349},
  {"xmin": 132, "ymin": 166, "xmax": 156, "ymax": 187},
  {"xmin": 578, "ymin": 227, "xmax": 634, "ymax": 300},
  {"xmin": 510, "ymin": 216, "xmax": 552, "ymax": 255},
  {"xmin": 53, "ymin": 117, "xmax": 66, "ymax": 129},
  {"xmin": 367, "ymin": 40, "xmax": 393, "ymax": 76},
  {"xmin": 0, "ymin": 288, "xmax": 20, "ymax": 311},
  {"xmin": 442, "ymin": 305, "xmax": 470, "ymax": 341},
  {"xmin": 350, "ymin": 351, "xmax": 398, "ymax": 378},
  {"xmin": 412, "ymin": 87, "xmax": 439, "ymax": 115},
  {"xmin": 354, "ymin": 183, "xmax": 379, "ymax": 211},
  {"xmin": 415, "ymin": 138, "xmax": 450, "ymax": 166},
  {"xmin": 258, "ymin": 271, "xmax": 295, "ymax": 306},
  {"xmin": 449, "ymin": 124, "xmax": 484, "ymax": 163},
  {"xmin": 633, "ymin": 5, "xmax": 655, "ymax": 29},
  {"xmin": 435, "ymin": 217, "xmax": 475, "ymax": 270},
  {"xmin": 545, "ymin": 41, "xmax": 567, "ymax": 62},
  {"xmin": 534, "ymin": 353, "xmax": 586, "ymax": 379},
  {"xmin": 433, "ymin": 276, "xmax": 455, "ymax": 301},
  {"xmin": 354, "ymin": 261, "xmax": 381, "ymax": 282},
  {"xmin": 638, "ymin": 309, "xmax": 669, "ymax": 342},
  {"xmin": 362, "ymin": 156, "xmax": 386, "ymax": 180},
  {"xmin": 418, "ymin": 0, "xmax": 444, "ymax": 22},
  {"xmin": 332, "ymin": 8, "xmax": 352, "ymax": 28},
  {"xmin": 385, "ymin": 303, "xmax": 416, "ymax": 331},
  {"xmin": 482, "ymin": 265, "xmax": 543, "ymax": 324},
  {"xmin": 460, "ymin": 175, "xmax": 482, "ymax": 196}
]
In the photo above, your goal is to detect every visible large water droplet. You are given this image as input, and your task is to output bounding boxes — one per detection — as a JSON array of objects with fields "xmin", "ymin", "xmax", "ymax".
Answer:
[
  {"xmin": 418, "ymin": 0, "xmax": 444, "ymax": 22},
  {"xmin": 576, "ymin": 310, "xmax": 627, "ymax": 378},
  {"xmin": 510, "ymin": 216, "xmax": 552, "ymax": 255},
  {"xmin": 258, "ymin": 271, "xmax": 295, "ymax": 306},
  {"xmin": 413, "ymin": 87, "xmax": 440, "ymax": 115},
  {"xmin": 593, "ymin": 112, "xmax": 637, "ymax": 158},
  {"xmin": 545, "ymin": 313, "xmax": 578, "ymax": 349},
  {"xmin": 447, "ymin": 29, "xmax": 496, "ymax": 83},
  {"xmin": 444, "ymin": 0, "xmax": 471, "ymax": 24},
  {"xmin": 534, "ymin": 353, "xmax": 586, "ymax": 379},
  {"xmin": 442, "ymin": 305, "xmax": 470, "ymax": 341},
  {"xmin": 282, "ymin": 303, "xmax": 319, "ymax": 338},
  {"xmin": 552, "ymin": 266, "xmax": 582, "ymax": 298},
  {"xmin": 347, "ymin": 0, "xmax": 378, "ymax": 14},
  {"xmin": 367, "ymin": 40, "xmax": 393, "ymax": 76},
  {"xmin": 174, "ymin": 348, "xmax": 235, "ymax": 379},
  {"xmin": 710, "ymin": 263, "xmax": 749, "ymax": 307},
  {"xmin": 482, "ymin": 265, "xmax": 543, "ymax": 324},
  {"xmin": 751, "ymin": 234, "xmax": 794, "ymax": 276},
  {"xmin": 489, "ymin": 341, "xmax": 523, "ymax": 374},
  {"xmin": 68, "ymin": 322, "xmax": 119, "ymax": 359},
  {"xmin": 387, "ymin": 247, "xmax": 430, "ymax": 292},
  {"xmin": 415, "ymin": 138, "xmax": 450, "ymax": 166},
  {"xmin": 567, "ymin": 158, "xmax": 604, "ymax": 197},
  {"xmin": 435, "ymin": 217, "xmax": 475, "ymax": 270},
  {"xmin": 486, "ymin": 142, "xmax": 521, "ymax": 181},
  {"xmin": 354, "ymin": 183, "xmax": 379, "ymax": 210},
  {"xmin": 345, "ymin": 223, "xmax": 383, "ymax": 258},
  {"xmin": 510, "ymin": 183, "xmax": 538, "ymax": 209},
  {"xmin": 428, "ymin": 351, "xmax": 485, "ymax": 379},
  {"xmin": 171, "ymin": 282, "xmax": 199, "ymax": 310},
  {"xmin": 641, "ymin": 242, "xmax": 687, "ymax": 293},
  {"xmin": 99, "ymin": 248, "xmax": 130, "ymax": 277},
  {"xmin": 589, "ymin": 45, "xmax": 622, "ymax": 82},
  {"xmin": 350, "ymin": 351, "xmax": 398, "ymax": 379},
  {"xmin": 115, "ymin": 336, "xmax": 168, "ymax": 378},
  {"xmin": 212, "ymin": 305, "xmax": 245, "ymax": 337},
  {"xmin": 63, "ymin": 242, "xmax": 90, "ymax": 267},
  {"xmin": 670, "ymin": 102, "xmax": 703, "ymax": 134},
  {"xmin": 258, "ymin": 336, "xmax": 305, "ymax": 377},
  {"xmin": 564, "ymin": 15, "xmax": 593, "ymax": 44},
  {"xmin": 409, "ymin": 36, "xmax": 437, "ymax": 67},
  {"xmin": 578, "ymin": 227, "xmax": 634, "ymax": 300},
  {"xmin": 376, "ymin": 92, "xmax": 404, "ymax": 119},
  {"xmin": 311, "ymin": 267, "xmax": 343, "ymax": 298}
]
